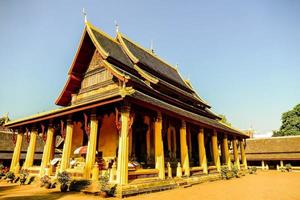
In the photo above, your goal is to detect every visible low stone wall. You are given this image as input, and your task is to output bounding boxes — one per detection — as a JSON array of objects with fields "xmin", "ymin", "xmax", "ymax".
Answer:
[{"xmin": 117, "ymin": 173, "xmax": 221, "ymax": 198}]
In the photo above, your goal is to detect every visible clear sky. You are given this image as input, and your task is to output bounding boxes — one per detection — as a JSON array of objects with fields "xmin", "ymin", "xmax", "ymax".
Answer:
[{"xmin": 0, "ymin": 0, "xmax": 299, "ymax": 136}]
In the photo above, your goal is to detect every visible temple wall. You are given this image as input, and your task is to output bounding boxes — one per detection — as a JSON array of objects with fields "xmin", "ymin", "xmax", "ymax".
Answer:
[
  {"xmin": 98, "ymin": 113, "xmax": 119, "ymax": 158},
  {"xmin": 71, "ymin": 122, "xmax": 84, "ymax": 154}
]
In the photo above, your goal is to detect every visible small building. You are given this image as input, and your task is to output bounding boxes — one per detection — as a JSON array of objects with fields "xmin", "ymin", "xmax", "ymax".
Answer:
[
  {"xmin": 5, "ymin": 21, "xmax": 248, "ymax": 193},
  {"xmin": 246, "ymin": 136, "xmax": 300, "ymax": 169}
]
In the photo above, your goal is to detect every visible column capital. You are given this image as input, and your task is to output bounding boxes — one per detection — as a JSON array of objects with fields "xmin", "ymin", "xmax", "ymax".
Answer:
[
  {"xmin": 121, "ymin": 103, "xmax": 131, "ymax": 113},
  {"xmin": 213, "ymin": 129, "xmax": 217, "ymax": 136},
  {"xmin": 155, "ymin": 111, "xmax": 162, "ymax": 122},
  {"xmin": 48, "ymin": 119, "xmax": 54, "ymax": 127},
  {"xmin": 198, "ymin": 127, "xmax": 204, "ymax": 134},
  {"xmin": 181, "ymin": 120, "xmax": 186, "ymax": 129}
]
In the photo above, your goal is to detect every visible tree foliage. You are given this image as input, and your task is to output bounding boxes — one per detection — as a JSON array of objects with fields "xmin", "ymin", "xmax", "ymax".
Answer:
[
  {"xmin": 219, "ymin": 114, "xmax": 232, "ymax": 127},
  {"xmin": 273, "ymin": 104, "xmax": 300, "ymax": 137}
]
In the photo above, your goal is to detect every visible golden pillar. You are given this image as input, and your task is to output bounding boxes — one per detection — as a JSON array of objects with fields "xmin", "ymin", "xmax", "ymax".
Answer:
[
  {"xmin": 144, "ymin": 116, "xmax": 151, "ymax": 160},
  {"xmin": 211, "ymin": 129, "xmax": 221, "ymax": 172},
  {"xmin": 85, "ymin": 112, "xmax": 98, "ymax": 179},
  {"xmin": 60, "ymin": 118, "xmax": 74, "ymax": 171},
  {"xmin": 233, "ymin": 137, "xmax": 240, "ymax": 170},
  {"xmin": 10, "ymin": 132, "xmax": 23, "ymax": 173},
  {"xmin": 24, "ymin": 128, "xmax": 38, "ymax": 169},
  {"xmin": 180, "ymin": 120, "xmax": 190, "ymax": 176},
  {"xmin": 239, "ymin": 139, "xmax": 247, "ymax": 169},
  {"xmin": 167, "ymin": 127, "xmax": 171, "ymax": 155},
  {"xmin": 154, "ymin": 112, "xmax": 165, "ymax": 179},
  {"xmin": 40, "ymin": 124, "xmax": 54, "ymax": 176},
  {"xmin": 187, "ymin": 128, "xmax": 192, "ymax": 158},
  {"xmin": 116, "ymin": 105, "xmax": 130, "ymax": 184},
  {"xmin": 197, "ymin": 128, "xmax": 208, "ymax": 174},
  {"xmin": 222, "ymin": 134, "xmax": 231, "ymax": 170}
]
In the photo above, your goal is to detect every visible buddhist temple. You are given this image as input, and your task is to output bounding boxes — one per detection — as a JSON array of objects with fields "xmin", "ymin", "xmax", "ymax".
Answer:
[
  {"xmin": 5, "ymin": 21, "xmax": 249, "ymax": 195},
  {"xmin": 246, "ymin": 136, "xmax": 300, "ymax": 170}
]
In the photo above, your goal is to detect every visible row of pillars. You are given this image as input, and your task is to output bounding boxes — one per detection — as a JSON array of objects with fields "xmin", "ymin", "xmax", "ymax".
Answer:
[
  {"xmin": 10, "ymin": 113, "xmax": 99, "ymax": 180},
  {"xmin": 10, "ymin": 105, "xmax": 247, "ymax": 185}
]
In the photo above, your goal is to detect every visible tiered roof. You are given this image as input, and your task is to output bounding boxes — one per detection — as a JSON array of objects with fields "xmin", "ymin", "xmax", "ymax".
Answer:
[{"xmin": 6, "ymin": 21, "xmax": 247, "ymax": 138}]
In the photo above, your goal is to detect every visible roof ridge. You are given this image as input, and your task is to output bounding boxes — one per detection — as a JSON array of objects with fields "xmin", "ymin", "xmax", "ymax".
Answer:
[
  {"xmin": 118, "ymin": 32, "xmax": 179, "ymax": 72},
  {"xmin": 86, "ymin": 21, "xmax": 119, "ymax": 44}
]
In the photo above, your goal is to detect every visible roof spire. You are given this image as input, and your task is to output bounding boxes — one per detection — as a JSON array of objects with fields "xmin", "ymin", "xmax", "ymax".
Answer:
[
  {"xmin": 150, "ymin": 40, "xmax": 155, "ymax": 54},
  {"xmin": 82, "ymin": 8, "xmax": 87, "ymax": 23},
  {"xmin": 114, "ymin": 20, "xmax": 119, "ymax": 33},
  {"xmin": 175, "ymin": 63, "xmax": 179, "ymax": 70}
]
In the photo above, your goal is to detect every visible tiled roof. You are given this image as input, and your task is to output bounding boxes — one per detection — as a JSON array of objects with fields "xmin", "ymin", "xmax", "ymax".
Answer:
[
  {"xmin": 117, "ymin": 34, "xmax": 189, "ymax": 89},
  {"xmin": 245, "ymin": 136, "xmax": 300, "ymax": 160}
]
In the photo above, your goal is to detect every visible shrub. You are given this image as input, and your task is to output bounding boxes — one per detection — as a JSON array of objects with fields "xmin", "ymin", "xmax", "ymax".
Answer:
[
  {"xmin": 285, "ymin": 164, "xmax": 292, "ymax": 172},
  {"xmin": 220, "ymin": 165, "xmax": 230, "ymax": 179},
  {"xmin": 5, "ymin": 171, "xmax": 15, "ymax": 183},
  {"xmin": 231, "ymin": 164, "xmax": 239, "ymax": 178},
  {"xmin": 57, "ymin": 171, "xmax": 70, "ymax": 192},
  {"xmin": 19, "ymin": 169, "xmax": 29, "ymax": 185},
  {"xmin": 57, "ymin": 171, "xmax": 70, "ymax": 185},
  {"xmin": 40, "ymin": 175, "xmax": 51, "ymax": 188},
  {"xmin": 69, "ymin": 179, "xmax": 91, "ymax": 192},
  {"xmin": 249, "ymin": 166, "xmax": 257, "ymax": 174},
  {"xmin": 99, "ymin": 172, "xmax": 116, "ymax": 197}
]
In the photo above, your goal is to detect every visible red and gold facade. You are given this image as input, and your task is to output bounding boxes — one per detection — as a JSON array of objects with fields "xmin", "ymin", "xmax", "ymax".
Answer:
[{"xmin": 5, "ymin": 21, "xmax": 248, "ymax": 187}]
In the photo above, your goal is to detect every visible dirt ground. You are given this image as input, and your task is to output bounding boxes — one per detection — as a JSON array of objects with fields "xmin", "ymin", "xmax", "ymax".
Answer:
[{"xmin": 1, "ymin": 171, "xmax": 300, "ymax": 200}]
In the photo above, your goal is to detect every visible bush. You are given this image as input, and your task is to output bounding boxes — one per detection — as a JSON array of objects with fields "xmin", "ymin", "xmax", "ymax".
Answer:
[
  {"xmin": 19, "ymin": 169, "xmax": 29, "ymax": 185},
  {"xmin": 231, "ymin": 164, "xmax": 239, "ymax": 178},
  {"xmin": 99, "ymin": 172, "xmax": 116, "ymax": 197},
  {"xmin": 57, "ymin": 171, "xmax": 70, "ymax": 185},
  {"xmin": 5, "ymin": 171, "xmax": 15, "ymax": 183},
  {"xmin": 285, "ymin": 164, "xmax": 292, "ymax": 172},
  {"xmin": 221, "ymin": 165, "xmax": 231, "ymax": 179},
  {"xmin": 249, "ymin": 166, "xmax": 257, "ymax": 174},
  {"xmin": 69, "ymin": 179, "xmax": 91, "ymax": 192},
  {"xmin": 57, "ymin": 171, "xmax": 70, "ymax": 192},
  {"xmin": 40, "ymin": 175, "xmax": 51, "ymax": 188}
]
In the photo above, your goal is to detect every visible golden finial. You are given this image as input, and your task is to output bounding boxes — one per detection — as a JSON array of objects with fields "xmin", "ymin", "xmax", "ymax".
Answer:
[
  {"xmin": 82, "ymin": 8, "xmax": 87, "ymax": 23},
  {"xmin": 150, "ymin": 40, "xmax": 155, "ymax": 54},
  {"xmin": 114, "ymin": 20, "xmax": 119, "ymax": 33}
]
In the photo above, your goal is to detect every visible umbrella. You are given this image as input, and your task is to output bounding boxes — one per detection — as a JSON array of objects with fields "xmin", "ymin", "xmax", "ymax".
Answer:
[
  {"xmin": 74, "ymin": 146, "xmax": 98, "ymax": 155},
  {"xmin": 51, "ymin": 158, "xmax": 61, "ymax": 165}
]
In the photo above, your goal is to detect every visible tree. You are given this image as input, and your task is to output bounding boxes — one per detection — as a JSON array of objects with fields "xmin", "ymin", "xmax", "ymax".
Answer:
[
  {"xmin": 273, "ymin": 104, "xmax": 300, "ymax": 137},
  {"xmin": 219, "ymin": 114, "xmax": 232, "ymax": 127}
]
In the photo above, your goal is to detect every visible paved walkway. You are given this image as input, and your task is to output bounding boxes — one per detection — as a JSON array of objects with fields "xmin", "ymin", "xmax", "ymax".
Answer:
[{"xmin": 1, "ymin": 171, "xmax": 300, "ymax": 200}]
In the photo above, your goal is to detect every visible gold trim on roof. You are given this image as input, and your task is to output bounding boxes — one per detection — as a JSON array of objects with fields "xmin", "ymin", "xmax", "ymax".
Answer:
[
  {"xmin": 102, "ymin": 60, "xmax": 130, "ymax": 82},
  {"xmin": 116, "ymin": 32, "xmax": 139, "ymax": 63},
  {"xmin": 133, "ymin": 65, "xmax": 159, "ymax": 84},
  {"xmin": 86, "ymin": 22, "xmax": 110, "ymax": 58},
  {"xmin": 117, "ymin": 32, "xmax": 179, "ymax": 71}
]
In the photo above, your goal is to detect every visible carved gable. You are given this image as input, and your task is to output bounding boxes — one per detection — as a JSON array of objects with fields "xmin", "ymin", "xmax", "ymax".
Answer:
[{"xmin": 71, "ymin": 50, "xmax": 119, "ymax": 105}]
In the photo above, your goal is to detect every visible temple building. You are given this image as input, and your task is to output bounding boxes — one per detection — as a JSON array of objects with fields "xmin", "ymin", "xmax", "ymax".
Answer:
[
  {"xmin": 246, "ymin": 136, "xmax": 300, "ymax": 170},
  {"xmin": 5, "ymin": 21, "xmax": 248, "ymax": 191}
]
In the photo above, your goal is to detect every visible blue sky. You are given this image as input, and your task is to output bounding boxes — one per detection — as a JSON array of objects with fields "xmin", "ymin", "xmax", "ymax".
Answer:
[{"xmin": 0, "ymin": 0, "xmax": 299, "ymax": 135}]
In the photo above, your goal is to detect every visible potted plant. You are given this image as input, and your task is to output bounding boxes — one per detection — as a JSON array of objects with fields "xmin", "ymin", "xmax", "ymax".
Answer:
[
  {"xmin": 231, "ymin": 164, "xmax": 239, "ymax": 178},
  {"xmin": 40, "ymin": 175, "xmax": 51, "ymax": 188},
  {"xmin": 57, "ymin": 171, "xmax": 70, "ymax": 192},
  {"xmin": 0, "ymin": 164, "xmax": 4, "ymax": 178},
  {"xmin": 5, "ymin": 171, "xmax": 15, "ymax": 183},
  {"xmin": 285, "ymin": 164, "xmax": 292, "ymax": 172},
  {"xmin": 19, "ymin": 169, "xmax": 29, "ymax": 185},
  {"xmin": 99, "ymin": 172, "xmax": 109, "ymax": 197}
]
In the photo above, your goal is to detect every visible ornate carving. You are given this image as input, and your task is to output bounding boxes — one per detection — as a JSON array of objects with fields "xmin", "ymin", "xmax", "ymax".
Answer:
[
  {"xmin": 60, "ymin": 120, "xmax": 66, "ymax": 139},
  {"xmin": 25, "ymin": 128, "xmax": 30, "ymax": 143},
  {"xmin": 11, "ymin": 129, "xmax": 16, "ymax": 144},
  {"xmin": 83, "ymin": 113, "xmax": 90, "ymax": 137},
  {"xmin": 115, "ymin": 107, "xmax": 121, "ymax": 133},
  {"xmin": 41, "ymin": 124, "xmax": 47, "ymax": 142}
]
